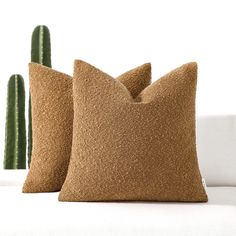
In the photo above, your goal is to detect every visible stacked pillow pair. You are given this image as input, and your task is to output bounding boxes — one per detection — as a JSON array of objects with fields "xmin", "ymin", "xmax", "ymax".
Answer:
[{"xmin": 23, "ymin": 60, "xmax": 208, "ymax": 202}]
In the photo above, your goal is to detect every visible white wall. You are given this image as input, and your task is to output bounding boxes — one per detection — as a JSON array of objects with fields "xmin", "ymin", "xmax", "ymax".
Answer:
[{"xmin": 0, "ymin": 0, "xmax": 236, "ymax": 167}]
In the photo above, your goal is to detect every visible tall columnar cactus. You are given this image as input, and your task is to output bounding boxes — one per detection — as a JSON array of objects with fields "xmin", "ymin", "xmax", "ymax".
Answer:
[
  {"xmin": 31, "ymin": 25, "xmax": 52, "ymax": 66},
  {"xmin": 4, "ymin": 75, "xmax": 26, "ymax": 169},
  {"xmin": 28, "ymin": 25, "xmax": 52, "ymax": 167}
]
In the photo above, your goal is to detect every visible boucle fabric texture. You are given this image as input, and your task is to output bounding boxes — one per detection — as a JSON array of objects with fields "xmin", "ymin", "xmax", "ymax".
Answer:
[
  {"xmin": 23, "ymin": 62, "xmax": 151, "ymax": 193},
  {"xmin": 59, "ymin": 60, "xmax": 208, "ymax": 202}
]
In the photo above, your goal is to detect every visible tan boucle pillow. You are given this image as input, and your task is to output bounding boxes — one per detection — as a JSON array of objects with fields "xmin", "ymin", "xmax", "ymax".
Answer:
[
  {"xmin": 59, "ymin": 60, "xmax": 208, "ymax": 202},
  {"xmin": 23, "ymin": 62, "xmax": 151, "ymax": 193}
]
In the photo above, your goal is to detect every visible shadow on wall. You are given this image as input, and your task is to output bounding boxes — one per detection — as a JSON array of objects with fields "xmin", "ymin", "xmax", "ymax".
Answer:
[{"xmin": 197, "ymin": 115, "xmax": 236, "ymax": 187}]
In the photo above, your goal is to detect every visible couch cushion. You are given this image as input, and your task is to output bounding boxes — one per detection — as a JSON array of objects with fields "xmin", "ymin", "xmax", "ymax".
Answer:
[
  {"xmin": 0, "ymin": 186, "xmax": 235, "ymax": 236},
  {"xmin": 197, "ymin": 115, "xmax": 236, "ymax": 186},
  {"xmin": 0, "ymin": 170, "xmax": 27, "ymax": 186}
]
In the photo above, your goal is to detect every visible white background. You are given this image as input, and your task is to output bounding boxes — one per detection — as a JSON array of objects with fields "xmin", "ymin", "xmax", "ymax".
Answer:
[{"xmin": 0, "ymin": 0, "xmax": 236, "ymax": 167}]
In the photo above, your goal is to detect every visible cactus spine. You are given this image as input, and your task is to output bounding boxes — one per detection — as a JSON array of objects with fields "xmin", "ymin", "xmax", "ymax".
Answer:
[
  {"xmin": 28, "ymin": 25, "xmax": 51, "ymax": 167},
  {"xmin": 4, "ymin": 75, "xmax": 26, "ymax": 169}
]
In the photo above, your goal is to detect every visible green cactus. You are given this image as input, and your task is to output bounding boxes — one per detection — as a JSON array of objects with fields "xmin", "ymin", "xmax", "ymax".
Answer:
[
  {"xmin": 31, "ymin": 25, "xmax": 52, "ymax": 66},
  {"xmin": 28, "ymin": 25, "xmax": 52, "ymax": 167},
  {"xmin": 28, "ymin": 96, "xmax": 32, "ymax": 168},
  {"xmin": 4, "ymin": 75, "xmax": 26, "ymax": 169}
]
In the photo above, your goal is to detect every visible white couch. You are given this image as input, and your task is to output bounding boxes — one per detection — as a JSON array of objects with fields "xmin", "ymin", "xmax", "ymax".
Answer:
[{"xmin": 0, "ymin": 115, "xmax": 235, "ymax": 236}]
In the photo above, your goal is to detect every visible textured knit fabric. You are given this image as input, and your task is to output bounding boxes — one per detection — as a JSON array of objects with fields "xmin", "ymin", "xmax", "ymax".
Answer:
[
  {"xmin": 22, "ymin": 62, "xmax": 151, "ymax": 193},
  {"xmin": 59, "ymin": 60, "xmax": 208, "ymax": 202}
]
